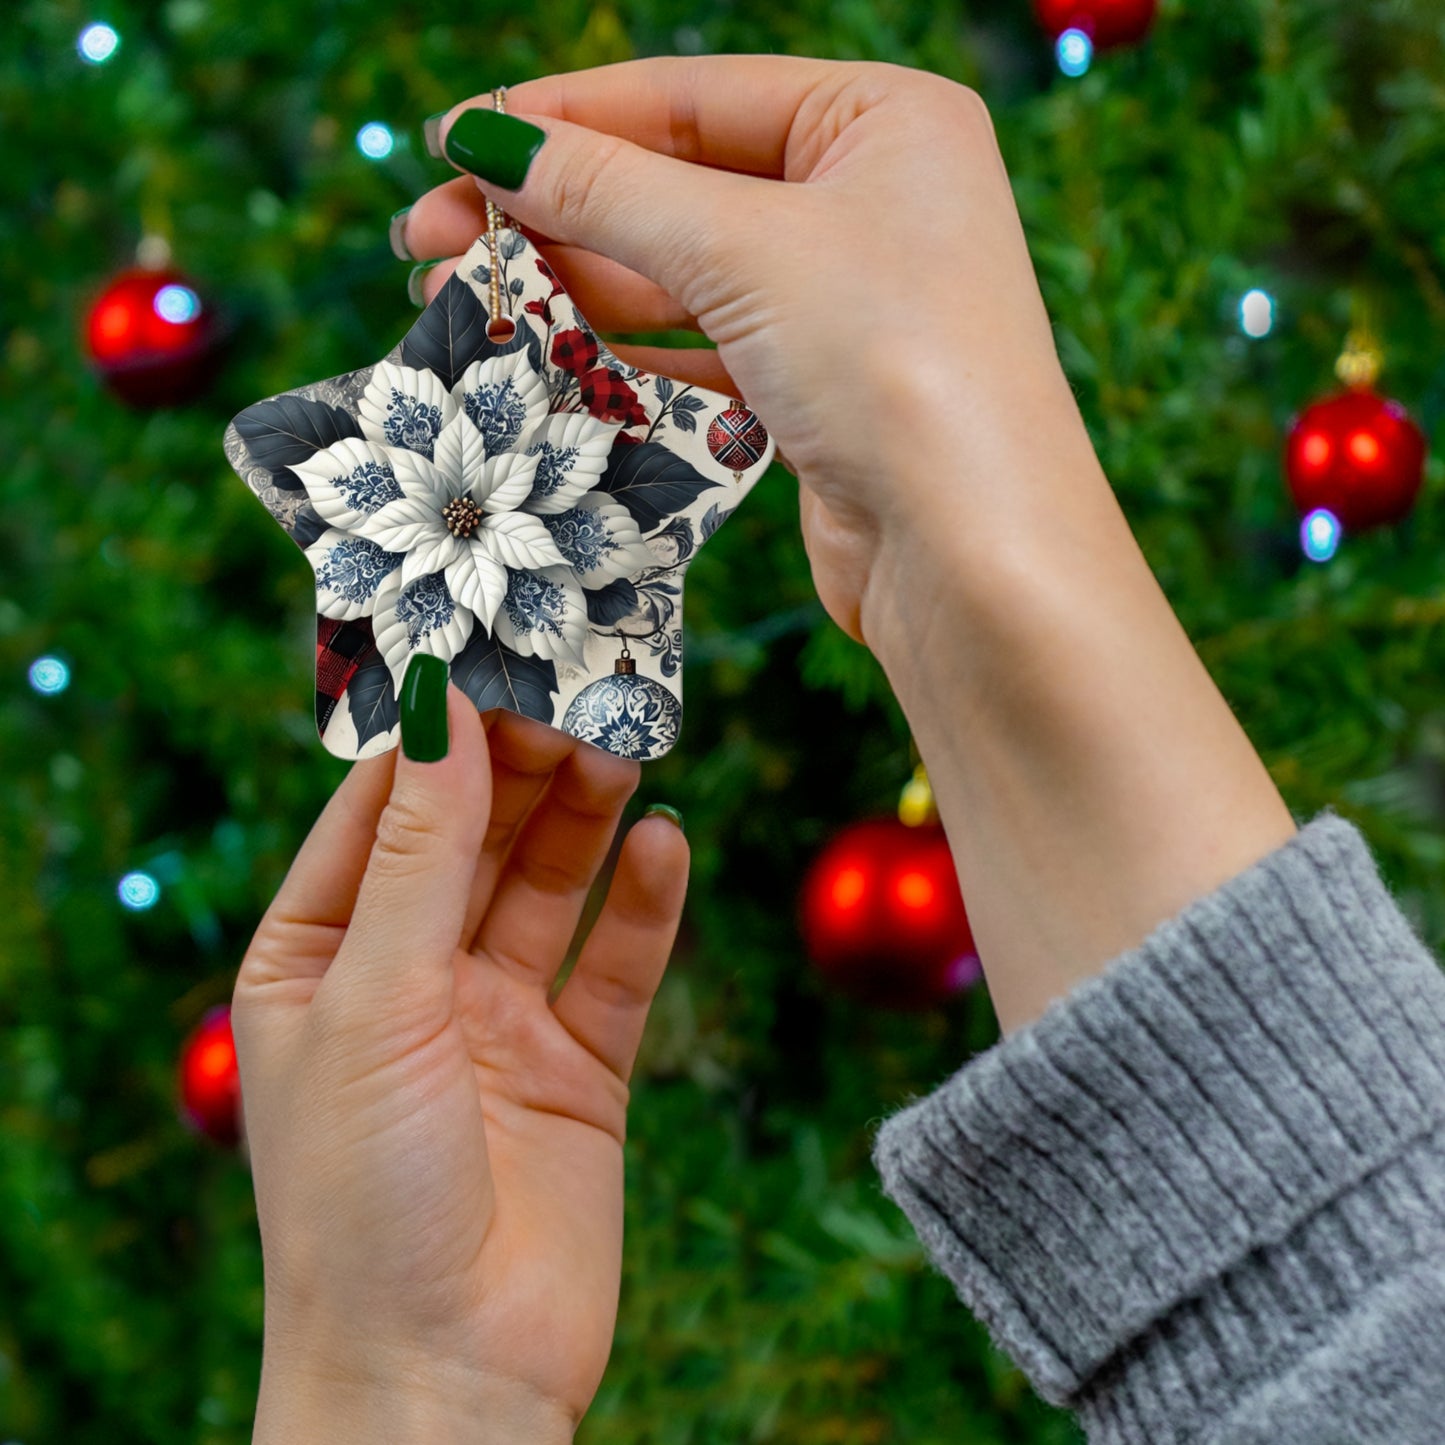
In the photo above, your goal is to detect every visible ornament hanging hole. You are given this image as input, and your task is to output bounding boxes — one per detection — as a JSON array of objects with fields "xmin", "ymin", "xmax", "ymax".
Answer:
[{"xmin": 487, "ymin": 316, "xmax": 517, "ymax": 344}]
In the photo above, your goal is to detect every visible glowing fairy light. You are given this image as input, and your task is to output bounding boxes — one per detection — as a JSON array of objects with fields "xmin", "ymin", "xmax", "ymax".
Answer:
[
  {"xmin": 153, "ymin": 284, "xmax": 202, "ymax": 324},
  {"xmin": 78, "ymin": 22, "xmax": 120, "ymax": 64},
  {"xmin": 118, "ymin": 871, "xmax": 161, "ymax": 910},
  {"xmin": 1240, "ymin": 289, "xmax": 1275, "ymax": 339},
  {"xmin": 356, "ymin": 122, "xmax": 395, "ymax": 160},
  {"xmin": 1057, "ymin": 28, "xmax": 1093, "ymax": 77},
  {"xmin": 28, "ymin": 657, "xmax": 71, "ymax": 695},
  {"xmin": 1301, "ymin": 508, "xmax": 1342, "ymax": 563}
]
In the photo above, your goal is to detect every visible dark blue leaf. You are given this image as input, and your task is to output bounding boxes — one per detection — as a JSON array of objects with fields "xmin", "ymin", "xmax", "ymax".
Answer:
[
  {"xmin": 501, "ymin": 231, "xmax": 527, "ymax": 260},
  {"xmin": 651, "ymin": 516, "xmax": 695, "ymax": 564},
  {"xmin": 699, "ymin": 501, "xmax": 731, "ymax": 542},
  {"xmin": 672, "ymin": 407, "xmax": 697, "ymax": 434},
  {"xmin": 596, "ymin": 441, "xmax": 720, "ymax": 533},
  {"xmin": 232, "ymin": 394, "xmax": 362, "ymax": 471},
  {"xmin": 346, "ymin": 653, "xmax": 400, "ymax": 747},
  {"xmin": 270, "ymin": 466, "xmax": 307, "ymax": 494},
  {"xmin": 676, "ymin": 394, "xmax": 707, "ymax": 412},
  {"xmin": 509, "ymin": 276, "xmax": 525, "ymax": 296},
  {"xmin": 654, "ymin": 374, "xmax": 674, "ymax": 405},
  {"xmin": 291, "ymin": 504, "xmax": 328, "ymax": 548},
  {"xmin": 399, "ymin": 273, "xmax": 491, "ymax": 390},
  {"xmin": 450, "ymin": 628, "xmax": 557, "ymax": 723},
  {"xmin": 583, "ymin": 578, "xmax": 640, "ymax": 626}
]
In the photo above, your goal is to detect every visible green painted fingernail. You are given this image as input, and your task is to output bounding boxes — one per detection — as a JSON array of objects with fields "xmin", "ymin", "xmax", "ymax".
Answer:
[
  {"xmin": 644, "ymin": 803, "xmax": 684, "ymax": 834},
  {"xmin": 407, "ymin": 260, "xmax": 443, "ymax": 308},
  {"xmin": 443, "ymin": 107, "xmax": 546, "ymax": 191},
  {"xmin": 388, "ymin": 206, "xmax": 413, "ymax": 262},
  {"xmin": 423, "ymin": 112, "xmax": 447, "ymax": 159},
  {"xmin": 400, "ymin": 654, "xmax": 449, "ymax": 762}
]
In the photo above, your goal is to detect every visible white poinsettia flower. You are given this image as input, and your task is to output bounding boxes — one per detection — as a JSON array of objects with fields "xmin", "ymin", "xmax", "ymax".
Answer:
[{"xmin": 289, "ymin": 345, "xmax": 653, "ymax": 692}]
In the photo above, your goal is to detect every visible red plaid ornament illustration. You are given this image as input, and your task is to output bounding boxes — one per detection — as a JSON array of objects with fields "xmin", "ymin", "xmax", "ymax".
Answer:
[{"xmin": 706, "ymin": 405, "xmax": 770, "ymax": 472}]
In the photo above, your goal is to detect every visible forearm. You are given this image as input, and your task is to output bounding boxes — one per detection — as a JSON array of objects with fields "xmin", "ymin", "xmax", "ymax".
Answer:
[{"xmin": 860, "ymin": 395, "xmax": 1296, "ymax": 1034}]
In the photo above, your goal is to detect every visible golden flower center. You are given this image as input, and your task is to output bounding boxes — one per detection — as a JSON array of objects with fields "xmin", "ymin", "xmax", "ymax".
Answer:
[{"xmin": 442, "ymin": 495, "xmax": 483, "ymax": 539}]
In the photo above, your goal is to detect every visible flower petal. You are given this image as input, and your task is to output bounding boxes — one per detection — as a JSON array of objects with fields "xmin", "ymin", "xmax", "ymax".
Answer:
[
  {"xmin": 492, "ymin": 565, "xmax": 590, "ymax": 669},
  {"xmin": 359, "ymin": 360, "xmax": 455, "ymax": 461},
  {"xmin": 473, "ymin": 448, "xmax": 541, "ymax": 514},
  {"xmin": 303, "ymin": 527, "xmax": 404, "ymax": 620},
  {"xmin": 444, "ymin": 545, "xmax": 508, "ymax": 633},
  {"xmin": 351, "ymin": 493, "xmax": 447, "ymax": 554},
  {"xmin": 453, "ymin": 350, "xmax": 549, "ymax": 457},
  {"xmin": 291, "ymin": 436, "xmax": 406, "ymax": 532},
  {"xmin": 400, "ymin": 531, "xmax": 464, "ymax": 586},
  {"xmin": 432, "ymin": 411, "xmax": 488, "ymax": 493},
  {"xmin": 371, "ymin": 568, "xmax": 474, "ymax": 692},
  {"xmin": 474, "ymin": 512, "xmax": 567, "ymax": 572},
  {"xmin": 388, "ymin": 445, "xmax": 455, "ymax": 510},
  {"xmin": 542, "ymin": 494, "xmax": 657, "ymax": 586},
  {"xmin": 518, "ymin": 412, "xmax": 621, "ymax": 515}
]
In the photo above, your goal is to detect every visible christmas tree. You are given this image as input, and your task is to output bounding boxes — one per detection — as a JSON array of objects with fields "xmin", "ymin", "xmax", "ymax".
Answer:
[{"xmin": 3, "ymin": 1, "xmax": 1441, "ymax": 1441}]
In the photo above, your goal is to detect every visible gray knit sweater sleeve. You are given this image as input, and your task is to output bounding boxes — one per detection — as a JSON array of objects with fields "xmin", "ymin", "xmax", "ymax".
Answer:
[{"xmin": 870, "ymin": 812, "xmax": 1445, "ymax": 1443}]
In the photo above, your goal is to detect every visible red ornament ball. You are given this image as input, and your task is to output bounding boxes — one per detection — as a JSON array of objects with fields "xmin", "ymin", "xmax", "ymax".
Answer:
[
  {"xmin": 1034, "ymin": 0, "xmax": 1157, "ymax": 48},
  {"xmin": 799, "ymin": 817, "xmax": 981, "ymax": 1010},
  {"xmin": 85, "ymin": 267, "xmax": 220, "ymax": 407},
  {"xmin": 178, "ymin": 1005, "xmax": 242, "ymax": 1147},
  {"xmin": 1285, "ymin": 389, "xmax": 1427, "ymax": 533},
  {"xmin": 706, "ymin": 405, "xmax": 769, "ymax": 472}
]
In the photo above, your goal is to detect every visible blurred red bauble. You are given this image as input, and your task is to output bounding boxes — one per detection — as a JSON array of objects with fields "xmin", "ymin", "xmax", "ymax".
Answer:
[
  {"xmin": 85, "ymin": 267, "xmax": 221, "ymax": 407},
  {"xmin": 1034, "ymin": 0, "xmax": 1157, "ymax": 48},
  {"xmin": 1285, "ymin": 389, "xmax": 1427, "ymax": 532},
  {"xmin": 178, "ymin": 1005, "xmax": 242, "ymax": 1147},
  {"xmin": 799, "ymin": 818, "xmax": 981, "ymax": 1011}
]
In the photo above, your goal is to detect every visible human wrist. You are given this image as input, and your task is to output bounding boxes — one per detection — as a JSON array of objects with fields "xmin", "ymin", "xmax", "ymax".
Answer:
[
  {"xmin": 253, "ymin": 1343, "xmax": 576, "ymax": 1445},
  {"xmin": 855, "ymin": 410, "xmax": 1294, "ymax": 1033}
]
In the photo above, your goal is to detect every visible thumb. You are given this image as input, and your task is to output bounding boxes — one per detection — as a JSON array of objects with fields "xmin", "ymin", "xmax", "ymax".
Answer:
[
  {"xmin": 325, "ymin": 658, "xmax": 491, "ymax": 1022},
  {"xmin": 438, "ymin": 104, "xmax": 766, "ymax": 322}
]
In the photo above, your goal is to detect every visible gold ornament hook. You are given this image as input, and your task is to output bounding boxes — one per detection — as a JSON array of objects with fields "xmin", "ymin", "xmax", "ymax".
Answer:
[{"xmin": 484, "ymin": 86, "xmax": 516, "ymax": 342}]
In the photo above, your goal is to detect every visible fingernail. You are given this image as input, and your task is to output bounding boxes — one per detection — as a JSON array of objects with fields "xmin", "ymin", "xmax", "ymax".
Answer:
[
  {"xmin": 443, "ymin": 108, "xmax": 546, "ymax": 191},
  {"xmin": 423, "ymin": 112, "xmax": 447, "ymax": 159},
  {"xmin": 388, "ymin": 206, "xmax": 413, "ymax": 262},
  {"xmin": 407, "ymin": 260, "xmax": 443, "ymax": 308},
  {"xmin": 400, "ymin": 654, "xmax": 449, "ymax": 762},
  {"xmin": 644, "ymin": 803, "xmax": 684, "ymax": 834}
]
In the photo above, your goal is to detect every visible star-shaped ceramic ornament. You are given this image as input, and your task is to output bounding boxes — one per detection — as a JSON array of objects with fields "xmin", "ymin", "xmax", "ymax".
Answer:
[{"xmin": 223, "ymin": 228, "xmax": 774, "ymax": 762}]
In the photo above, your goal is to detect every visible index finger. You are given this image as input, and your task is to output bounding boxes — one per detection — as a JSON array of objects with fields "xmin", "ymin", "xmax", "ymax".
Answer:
[{"xmin": 464, "ymin": 55, "xmax": 847, "ymax": 180}]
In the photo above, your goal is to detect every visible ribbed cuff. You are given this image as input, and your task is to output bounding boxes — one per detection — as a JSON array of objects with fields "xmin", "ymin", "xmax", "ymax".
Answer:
[{"xmin": 870, "ymin": 813, "xmax": 1445, "ymax": 1429}]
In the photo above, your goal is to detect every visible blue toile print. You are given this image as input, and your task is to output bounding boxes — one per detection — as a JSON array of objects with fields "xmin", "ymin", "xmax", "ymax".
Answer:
[{"xmin": 222, "ymin": 227, "xmax": 775, "ymax": 761}]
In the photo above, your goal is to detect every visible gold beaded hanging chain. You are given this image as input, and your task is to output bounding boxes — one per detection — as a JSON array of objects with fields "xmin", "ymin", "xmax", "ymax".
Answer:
[{"xmin": 484, "ymin": 86, "xmax": 516, "ymax": 342}]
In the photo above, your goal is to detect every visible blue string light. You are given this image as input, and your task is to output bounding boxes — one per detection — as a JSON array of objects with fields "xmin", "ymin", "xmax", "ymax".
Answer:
[
  {"xmin": 1056, "ymin": 28, "xmax": 1093, "ymax": 77},
  {"xmin": 356, "ymin": 122, "xmax": 395, "ymax": 160},
  {"xmin": 118, "ymin": 871, "xmax": 162, "ymax": 911},
  {"xmin": 1239, "ymin": 289, "xmax": 1275, "ymax": 338},
  {"xmin": 1301, "ymin": 508, "xmax": 1342, "ymax": 563},
  {"xmin": 153, "ymin": 284, "xmax": 201, "ymax": 324},
  {"xmin": 78, "ymin": 22, "xmax": 120, "ymax": 64},
  {"xmin": 28, "ymin": 657, "xmax": 70, "ymax": 695}
]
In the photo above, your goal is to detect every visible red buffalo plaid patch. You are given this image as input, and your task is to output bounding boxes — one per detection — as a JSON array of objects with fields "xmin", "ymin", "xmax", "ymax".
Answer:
[
  {"xmin": 579, "ymin": 366, "xmax": 648, "ymax": 427},
  {"xmin": 551, "ymin": 327, "xmax": 599, "ymax": 374},
  {"xmin": 315, "ymin": 617, "xmax": 376, "ymax": 734}
]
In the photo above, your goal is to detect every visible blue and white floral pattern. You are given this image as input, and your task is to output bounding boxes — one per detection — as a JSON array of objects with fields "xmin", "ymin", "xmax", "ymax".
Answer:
[
  {"xmin": 225, "ymin": 226, "xmax": 778, "ymax": 762},
  {"xmin": 315, "ymin": 536, "xmax": 404, "ymax": 608},
  {"xmin": 289, "ymin": 351, "xmax": 622, "ymax": 684},
  {"xmin": 561, "ymin": 673, "xmax": 682, "ymax": 760}
]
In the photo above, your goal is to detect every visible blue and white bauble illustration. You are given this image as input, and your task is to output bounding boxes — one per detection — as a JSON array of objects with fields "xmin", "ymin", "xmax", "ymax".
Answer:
[{"xmin": 561, "ymin": 647, "xmax": 682, "ymax": 761}]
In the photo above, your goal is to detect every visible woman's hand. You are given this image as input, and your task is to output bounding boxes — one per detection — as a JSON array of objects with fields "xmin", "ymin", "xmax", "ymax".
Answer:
[
  {"xmin": 400, "ymin": 56, "xmax": 1087, "ymax": 645},
  {"xmin": 233, "ymin": 689, "xmax": 688, "ymax": 1443},
  {"xmin": 400, "ymin": 57, "xmax": 1295, "ymax": 1033}
]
